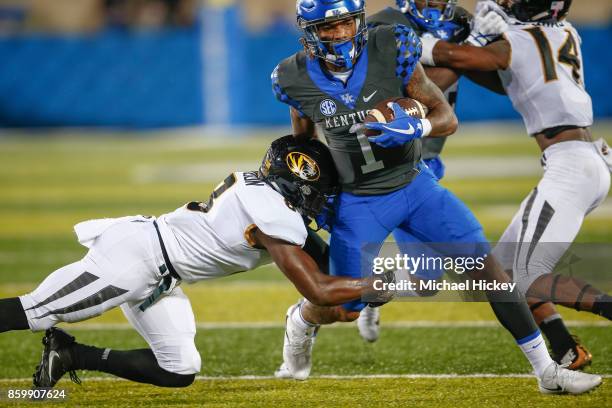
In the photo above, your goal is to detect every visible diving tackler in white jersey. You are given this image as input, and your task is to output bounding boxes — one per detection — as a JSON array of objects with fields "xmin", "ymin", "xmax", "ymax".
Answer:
[{"xmin": 0, "ymin": 136, "xmax": 394, "ymax": 391}]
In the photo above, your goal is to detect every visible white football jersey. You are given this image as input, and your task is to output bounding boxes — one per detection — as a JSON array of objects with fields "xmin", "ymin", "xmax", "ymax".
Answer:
[
  {"xmin": 498, "ymin": 21, "xmax": 593, "ymax": 135},
  {"xmin": 157, "ymin": 171, "xmax": 307, "ymax": 282}
]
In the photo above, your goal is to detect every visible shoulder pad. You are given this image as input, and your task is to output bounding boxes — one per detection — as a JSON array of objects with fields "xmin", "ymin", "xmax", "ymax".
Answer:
[
  {"xmin": 271, "ymin": 53, "xmax": 307, "ymax": 117},
  {"xmin": 367, "ymin": 7, "xmax": 412, "ymax": 28},
  {"xmin": 392, "ymin": 24, "xmax": 422, "ymax": 85},
  {"xmin": 237, "ymin": 181, "xmax": 307, "ymax": 247}
]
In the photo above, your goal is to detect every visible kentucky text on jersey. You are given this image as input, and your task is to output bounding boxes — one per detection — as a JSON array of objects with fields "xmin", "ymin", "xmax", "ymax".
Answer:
[{"xmin": 324, "ymin": 110, "xmax": 368, "ymax": 129}]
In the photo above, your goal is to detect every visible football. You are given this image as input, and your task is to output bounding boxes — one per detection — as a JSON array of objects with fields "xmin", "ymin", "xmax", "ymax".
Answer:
[{"xmin": 364, "ymin": 97, "xmax": 429, "ymax": 136}]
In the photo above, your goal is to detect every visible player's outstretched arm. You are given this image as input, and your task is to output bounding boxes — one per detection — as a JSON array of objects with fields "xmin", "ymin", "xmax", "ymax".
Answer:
[
  {"xmin": 255, "ymin": 228, "xmax": 367, "ymax": 307},
  {"xmin": 424, "ymin": 60, "xmax": 506, "ymax": 95},
  {"xmin": 424, "ymin": 66, "xmax": 460, "ymax": 93},
  {"xmin": 405, "ymin": 63, "xmax": 458, "ymax": 137},
  {"xmin": 290, "ymin": 107, "xmax": 317, "ymax": 142},
  {"xmin": 463, "ymin": 70, "xmax": 506, "ymax": 95},
  {"xmin": 432, "ymin": 39, "xmax": 511, "ymax": 72}
]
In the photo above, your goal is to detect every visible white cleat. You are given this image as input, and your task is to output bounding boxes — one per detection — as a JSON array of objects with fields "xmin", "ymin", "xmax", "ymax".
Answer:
[
  {"xmin": 274, "ymin": 362, "xmax": 293, "ymax": 379},
  {"xmin": 282, "ymin": 303, "xmax": 317, "ymax": 380},
  {"xmin": 538, "ymin": 362, "xmax": 602, "ymax": 394},
  {"xmin": 357, "ymin": 305, "xmax": 380, "ymax": 343}
]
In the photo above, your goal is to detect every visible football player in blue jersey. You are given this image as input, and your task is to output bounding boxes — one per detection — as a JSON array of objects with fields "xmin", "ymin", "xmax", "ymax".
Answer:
[
  {"xmin": 270, "ymin": 0, "xmax": 602, "ymax": 394},
  {"xmin": 358, "ymin": 0, "xmax": 474, "ymax": 340}
]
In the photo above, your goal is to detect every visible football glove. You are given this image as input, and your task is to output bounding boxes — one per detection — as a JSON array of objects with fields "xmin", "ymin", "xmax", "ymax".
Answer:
[
  {"xmin": 365, "ymin": 268, "xmax": 396, "ymax": 307},
  {"xmin": 366, "ymin": 103, "xmax": 430, "ymax": 148},
  {"xmin": 466, "ymin": 1, "xmax": 509, "ymax": 47}
]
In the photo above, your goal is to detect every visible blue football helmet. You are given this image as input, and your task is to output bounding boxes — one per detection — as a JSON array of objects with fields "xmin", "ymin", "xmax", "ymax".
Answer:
[
  {"xmin": 296, "ymin": 0, "xmax": 367, "ymax": 70},
  {"xmin": 397, "ymin": 0, "xmax": 458, "ymax": 39}
]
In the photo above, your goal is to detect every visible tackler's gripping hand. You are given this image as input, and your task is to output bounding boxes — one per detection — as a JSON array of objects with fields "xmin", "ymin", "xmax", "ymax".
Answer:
[
  {"xmin": 366, "ymin": 103, "xmax": 425, "ymax": 148},
  {"xmin": 366, "ymin": 269, "xmax": 397, "ymax": 308},
  {"xmin": 467, "ymin": 1, "xmax": 509, "ymax": 47}
]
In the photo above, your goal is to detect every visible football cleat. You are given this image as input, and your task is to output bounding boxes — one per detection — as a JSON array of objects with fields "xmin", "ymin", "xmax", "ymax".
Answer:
[
  {"xmin": 357, "ymin": 305, "xmax": 380, "ymax": 343},
  {"xmin": 274, "ymin": 362, "xmax": 293, "ymax": 379},
  {"xmin": 281, "ymin": 303, "xmax": 318, "ymax": 380},
  {"xmin": 33, "ymin": 328, "xmax": 81, "ymax": 389},
  {"xmin": 538, "ymin": 361, "xmax": 602, "ymax": 395},
  {"xmin": 555, "ymin": 337, "xmax": 593, "ymax": 371}
]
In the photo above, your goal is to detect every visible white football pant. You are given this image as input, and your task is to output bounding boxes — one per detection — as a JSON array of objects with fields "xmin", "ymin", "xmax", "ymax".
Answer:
[
  {"xmin": 19, "ymin": 219, "xmax": 201, "ymax": 375},
  {"xmin": 494, "ymin": 140, "xmax": 610, "ymax": 295}
]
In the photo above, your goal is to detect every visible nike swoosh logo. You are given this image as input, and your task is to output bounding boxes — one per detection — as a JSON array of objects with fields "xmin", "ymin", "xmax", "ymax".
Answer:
[
  {"xmin": 532, "ymin": 341, "xmax": 543, "ymax": 349},
  {"xmin": 49, "ymin": 350, "xmax": 59, "ymax": 380},
  {"xmin": 381, "ymin": 124, "xmax": 415, "ymax": 135},
  {"xmin": 363, "ymin": 90, "xmax": 378, "ymax": 103}
]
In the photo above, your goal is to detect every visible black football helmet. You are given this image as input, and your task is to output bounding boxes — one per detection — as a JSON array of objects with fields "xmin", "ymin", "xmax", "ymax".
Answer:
[
  {"xmin": 500, "ymin": 0, "xmax": 572, "ymax": 22},
  {"xmin": 259, "ymin": 135, "xmax": 339, "ymax": 220}
]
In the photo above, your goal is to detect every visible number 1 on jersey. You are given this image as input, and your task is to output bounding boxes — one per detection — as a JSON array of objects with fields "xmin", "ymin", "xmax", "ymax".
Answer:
[{"xmin": 352, "ymin": 124, "xmax": 384, "ymax": 174}]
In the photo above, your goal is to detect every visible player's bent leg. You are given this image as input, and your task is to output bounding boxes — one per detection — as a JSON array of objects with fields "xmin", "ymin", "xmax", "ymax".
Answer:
[
  {"xmin": 278, "ymin": 193, "xmax": 393, "ymax": 378},
  {"xmin": 34, "ymin": 327, "xmax": 195, "ymax": 388},
  {"xmin": 35, "ymin": 287, "xmax": 200, "ymax": 389},
  {"xmin": 22, "ymin": 220, "xmax": 168, "ymax": 332},
  {"xmin": 399, "ymin": 173, "xmax": 579, "ymax": 385},
  {"xmin": 330, "ymin": 193, "xmax": 394, "ymax": 343},
  {"xmin": 121, "ymin": 287, "xmax": 201, "ymax": 376}
]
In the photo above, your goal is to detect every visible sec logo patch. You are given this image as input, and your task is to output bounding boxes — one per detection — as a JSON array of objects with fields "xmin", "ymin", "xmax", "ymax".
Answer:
[{"xmin": 320, "ymin": 99, "xmax": 337, "ymax": 117}]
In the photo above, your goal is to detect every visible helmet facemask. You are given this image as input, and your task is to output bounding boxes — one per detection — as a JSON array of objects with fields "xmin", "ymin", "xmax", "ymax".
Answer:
[
  {"xmin": 298, "ymin": 11, "xmax": 367, "ymax": 70},
  {"xmin": 399, "ymin": 0, "xmax": 457, "ymax": 31}
]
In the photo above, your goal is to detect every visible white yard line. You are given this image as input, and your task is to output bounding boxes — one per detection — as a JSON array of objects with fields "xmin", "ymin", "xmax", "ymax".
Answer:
[
  {"xmin": 1, "ymin": 373, "xmax": 611, "ymax": 383},
  {"xmin": 61, "ymin": 320, "xmax": 610, "ymax": 330}
]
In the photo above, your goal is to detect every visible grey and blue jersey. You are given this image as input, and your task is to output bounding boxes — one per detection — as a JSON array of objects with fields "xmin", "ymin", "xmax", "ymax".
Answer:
[{"xmin": 272, "ymin": 25, "xmax": 422, "ymax": 195}]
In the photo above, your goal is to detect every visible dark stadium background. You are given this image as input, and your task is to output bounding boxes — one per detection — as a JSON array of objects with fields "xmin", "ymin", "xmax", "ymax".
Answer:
[{"xmin": 0, "ymin": 0, "xmax": 609, "ymax": 128}]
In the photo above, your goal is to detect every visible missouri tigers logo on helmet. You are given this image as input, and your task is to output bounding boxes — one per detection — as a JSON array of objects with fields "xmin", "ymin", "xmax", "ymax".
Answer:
[{"xmin": 286, "ymin": 152, "xmax": 320, "ymax": 181}]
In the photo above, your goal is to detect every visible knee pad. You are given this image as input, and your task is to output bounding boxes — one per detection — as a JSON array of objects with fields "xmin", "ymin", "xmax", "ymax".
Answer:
[{"xmin": 156, "ymin": 343, "xmax": 202, "ymax": 376}]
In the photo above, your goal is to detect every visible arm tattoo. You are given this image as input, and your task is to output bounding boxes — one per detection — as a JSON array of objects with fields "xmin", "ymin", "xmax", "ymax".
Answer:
[{"xmin": 405, "ymin": 63, "xmax": 447, "ymax": 111}]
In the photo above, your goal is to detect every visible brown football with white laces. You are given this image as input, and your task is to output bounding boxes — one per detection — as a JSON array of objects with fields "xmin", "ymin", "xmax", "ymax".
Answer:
[{"xmin": 364, "ymin": 97, "xmax": 428, "ymax": 137}]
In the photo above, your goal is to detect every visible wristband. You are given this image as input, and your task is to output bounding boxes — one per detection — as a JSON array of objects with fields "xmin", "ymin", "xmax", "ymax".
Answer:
[
  {"xmin": 421, "ymin": 119, "xmax": 433, "ymax": 137},
  {"xmin": 420, "ymin": 36, "xmax": 440, "ymax": 67}
]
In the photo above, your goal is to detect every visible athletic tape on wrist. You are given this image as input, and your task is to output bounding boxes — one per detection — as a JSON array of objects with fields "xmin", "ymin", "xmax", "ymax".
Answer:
[{"xmin": 420, "ymin": 37, "xmax": 440, "ymax": 66}]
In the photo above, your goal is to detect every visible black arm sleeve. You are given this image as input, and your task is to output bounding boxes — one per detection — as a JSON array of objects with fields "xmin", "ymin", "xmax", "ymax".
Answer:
[{"xmin": 302, "ymin": 227, "xmax": 330, "ymax": 275}]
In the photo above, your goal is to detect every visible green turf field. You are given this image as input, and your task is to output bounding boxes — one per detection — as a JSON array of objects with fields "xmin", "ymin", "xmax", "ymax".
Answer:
[{"xmin": 0, "ymin": 124, "xmax": 610, "ymax": 407}]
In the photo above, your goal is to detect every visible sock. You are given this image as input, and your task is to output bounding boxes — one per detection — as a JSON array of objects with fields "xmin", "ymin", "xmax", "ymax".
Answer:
[
  {"xmin": 592, "ymin": 294, "xmax": 612, "ymax": 320},
  {"xmin": 0, "ymin": 297, "xmax": 29, "ymax": 332},
  {"xmin": 70, "ymin": 344, "xmax": 194, "ymax": 387},
  {"xmin": 291, "ymin": 303, "xmax": 317, "ymax": 330},
  {"xmin": 487, "ymin": 290, "xmax": 538, "ymax": 340},
  {"xmin": 70, "ymin": 343, "xmax": 109, "ymax": 371},
  {"xmin": 517, "ymin": 330, "xmax": 555, "ymax": 378},
  {"xmin": 539, "ymin": 314, "xmax": 576, "ymax": 358}
]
